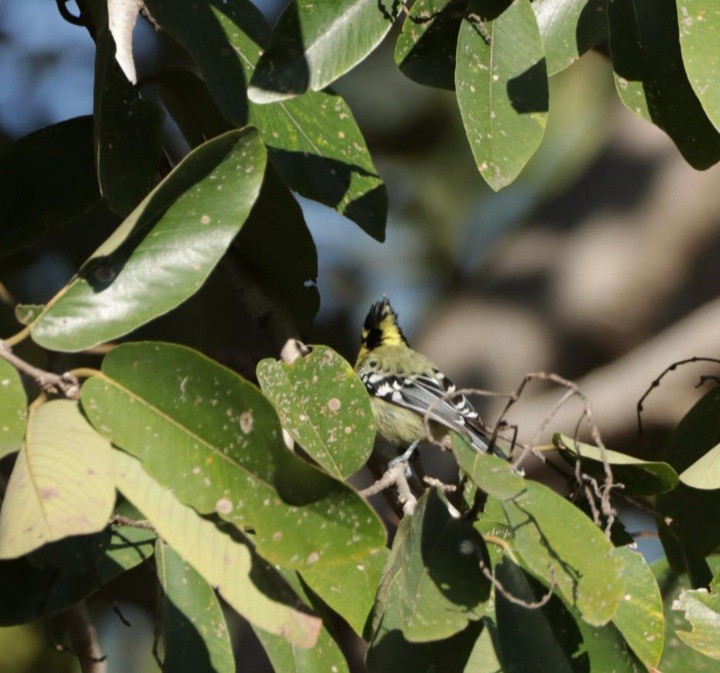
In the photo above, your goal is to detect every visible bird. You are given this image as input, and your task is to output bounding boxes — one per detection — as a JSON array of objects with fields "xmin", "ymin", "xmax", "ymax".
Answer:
[{"xmin": 354, "ymin": 297, "xmax": 510, "ymax": 466}]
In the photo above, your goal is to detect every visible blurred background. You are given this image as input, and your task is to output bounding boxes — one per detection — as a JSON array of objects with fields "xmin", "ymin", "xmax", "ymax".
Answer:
[{"xmin": 2, "ymin": 1, "xmax": 720, "ymax": 671}]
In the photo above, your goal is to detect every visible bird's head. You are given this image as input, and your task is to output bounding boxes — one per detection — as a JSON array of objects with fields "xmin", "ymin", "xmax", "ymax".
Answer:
[{"xmin": 356, "ymin": 297, "xmax": 409, "ymax": 363}]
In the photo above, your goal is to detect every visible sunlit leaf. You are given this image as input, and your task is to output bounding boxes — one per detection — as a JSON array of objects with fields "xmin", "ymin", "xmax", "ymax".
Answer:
[
  {"xmin": 679, "ymin": 443, "xmax": 720, "ymax": 490},
  {"xmin": 301, "ymin": 548, "xmax": 388, "ymax": 637},
  {"xmin": 676, "ymin": 0, "xmax": 720, "ymax": 130},
  {"xmin": 257, "ymin": 346, "xmax": 374, "ymax": 478},
  {"xmin": 533, "ymin": 0, "xmax": 607, "ymax": 75},
  {"xmin": 673, "ymin": 588, "xmax": 720, "ymax": 661},
  {"xmin": 0, "ymin": 400, "xmax": 115, "ymax": 559},
  {"xmin": 503, "ymin": 480, "xmax": 625, "ymax": 626},
  {"xmin": 156, "ymin": 540, "xmax": 235, "ymax": 673},
  {"xmin": 554, "ymin": 434, "xmax": 679, "ymax": 496},
  {"xmin": 249, "ymin": 0, "xmax": 399, "ymax": 102},
  {"xmin": 26, "ymin": 128, "xmax": 266, "ymax": 352},
  {"xmin": 0, "ymin": 360, "xmax": 26, "ymax": 460},
  {"xmin": 455, "ymin": 0, "xmax": 548, "ymax": 190},
  {"xmin": 608, "ymin": 0, "xmax": 720, "ymax": 169},
  {"xmin": 82, "ymin": 342, "xmax": 385, "ymax": 569},
  {"xmin": 0, "ymin": 117, "xmax": 100, "ymax": 256},
  {"xmin": 113, "ymin": 449, "xmax": 322, "ymax": 647}
]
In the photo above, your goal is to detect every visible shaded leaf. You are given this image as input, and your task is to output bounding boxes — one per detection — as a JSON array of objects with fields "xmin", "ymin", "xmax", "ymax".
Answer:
[
  {"xmin": 82, "ymin": 342, "xmax": 385, "ymax": 568},
  {"xmin": 0, "ymin": 400, "xmax": 115, "ymax": 559},
  {"xmin": 679, "ymin": 443, "xmax": 720, "ymax": 490},
  {"xmin": 156, "ymin": 540, "xmax": 235, "ymax": 673},
  {"xmin": 113, "ymin": 449, "xmax": 322, "ymax": 647},
  {"xmin": 673, "ymin": 588, "xmax": 720, "ymax": 661},
  {"xmin": 253, "ymin": 570, "xmax": 350, "ymax": 673},
  {"xmin": 249, "ymin": 91, "xmax": 388, "ymax": 241},
  {"xmin": 145, "ymin": 0, "xmax": 270, "ymax": 127},
  {"xmin": 301, "ymin": 548, "xmax": 388, "ymax": 637},
  {"xmin": 455, "ymin": 0, "xmax": 548, "ymax": 190},
  {"xmin": 502, "ymin": 480, "xmax": 625, "ymax": 626},
  {"xmin": 494, "ymin": 559, "xmax": 587, "ymax": 673},
  {"xmin": 574, "ymin": 619, "xmax": 645, "ymax": 673},
  {"xmin": 395, "ymin": 0, "xmax": 467, "ymax": 90},
  {"xmin": 234, "ymin": 164, "xmax": 320, "ymax": 335},
  {"xmin": 14, "ymin": 304, "xmax": 42, "ymax": 326},
  {"xmin": 86, "ymin": 0, "xmax": 164, "ymax": 216},
  {"xmin": 0, "ymin": 359, "xmax": 26, "ymax": 460},
  {"xmin": 554, "ymin": 434, "xmax": 679, "ymax": 496},
  {"xmin": 533, "ymin": 0, "xmax": 607, "ymax": 75},
  {"xmin": 676, "ymin": 0, "xmax": 720, "ymax": 130},
  {"xmin": 153, "ymin": 67, "xmax": 233, "ymax": 148},
  {"xmin": 249, "ymin": 0, "xmax": 399, "ymax": 102},
  {"xmin": 658, "ymin": 386, "xmax": 720, "ymax": 564},
  {"xmin": 0, "ymin": 501, "xmax": 154, "ymax": 625},
  {"xmin": 27, "ymin": 128, "xmax": 266, "ymax": 352},
  {"xmin": 0, "ymin": 117, "xmax": 100, "ymax": 256},
  {"xmin": 452, "ymin": 433, "xmax": 525, "ymax": 500},
  {"xmin": 612, "ymin": 546, "xmax": 664, "ymax": 668},
  {"xmin": 608, "ymin": 0, "xmax": 720, "ymax": 169},
  {"xmin": 257, "ymin": 346, "xmax": 374, "ymax": 478}
]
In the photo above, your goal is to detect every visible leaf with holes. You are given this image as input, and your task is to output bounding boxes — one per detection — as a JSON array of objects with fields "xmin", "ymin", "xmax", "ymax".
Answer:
[
  {"xmin": 0, "ymin": 400, "xmax": 115, "ymax": 559},
  {"xmin": 114, "ymin": 449, "xmax": 321, "ymax": 647},
  {"xmin": 673, "ymin": 588, "xmax": 720, "ymax": 661},
  {"xmin": 0, "ymin": 360, "xmax": 26, "ymax": 460},
  {"xmin": 257, "ymin": 346, "xmax": 375, "ymax": 479},
  {"xmin": 81, "ymin": 342, "xmax": 385, "ymax": 569},
  {"xmin": 455, "ymin": 0, "xmax": 548, "ymax": 190},
  {"xmin": 25, "ymin": 128, "xmax": 266, "ymax": 352}
]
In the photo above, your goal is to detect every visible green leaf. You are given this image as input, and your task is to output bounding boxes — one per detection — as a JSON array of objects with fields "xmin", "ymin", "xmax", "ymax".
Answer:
[
  {"xmin": 14, "ymin": 304, "xmax": 42, "ymax": 326},
  {"xmin": 493, "ymin": 559, "xmax": 586, "ymax": 673},
  {"xmin": 153, "ymin": 68, "xmax": 234, "ymax": 148},
  {"xmin": 0, "ymin": 501, "xmax": 155, "ymax": 625},
  {"xmin": 374, "ymin": 490, "xmax": 489, "ymax": 643},
  {"xmin": 144, "ymin": 0, "xmax": 270, "ymax": 127},
  {"xmin": 234, "ymin": 164, "xmax": 320, "ymax": 335},
  {"xmin": 113, "ymin": 449, "xmax": 322, "ymax": 647},
  {"xmin": 452, "ymin": 433, "xmax": 525, "ymax": 500},
  {"xmin": 249, "ymin": 91, "xmax": 388, "ymax": 241},
  {"xmin": 0, "ymin": 360, "xmax": 26, "ymax": 460},
  {"xmin": 301, "ymin": 548, "xmax": 388, "ymax": 637},
  {"xmin": 455, "ymin": 0, "xmax": 548, "ymax": 190},
  {"xmin": 257, "ymin": 346, "xmax": 374, "ymax": 479},
  {"xmin": 253, "ymin": 570, "xmax": 350, "ymax": 673},
  {"xmin": 612, "ymin": 546, "xmax": 664, "ymax": 668},
  {"xmin": 533, "ymin": 0, "xmax": 608, "ymax": 75},
  {"xmin": 673, "ymin": 588, "xmax": 720, "ymax": 661},
  {"xmin": 0, "ymin": 117, "xmax": 100, "ymax": 256},
  {"xmin": 575, "ymin": 620, "xmax": 645, "ymax": 673},
  {"xmin": 26, "ymin": 128, "xmax": 266, "ymax": 352},
  {"xmin": 156, "ymin": 540, "xmax": 235, "ymax": 673},
  {"xmin": 502, "ymin": 480, "xmax": 625, "ymax": 626},
  {"xmin": 248, "ymin": 0, "xmax": 399, "ymax": 102},
  {"xmin": 81, "ymin": 342, "xmax": 385, "ymax": 569},
  {"xmin": 658, "ymin": 386, "xmax": 720, "ymax": 563},
  {"xmin": 395, "ymin": 0, "xmax": 467, "ymax": 90},
  {"xmin": 677, "ymin": 0, "xmax": 720, "ymax": 130},
  {"xmin": 679, "ymin": 443, "xmax": 720, "ymax": 490},
  {"xmin": 0, "ymin": 400, "xmax": 115, "ymax": 559},
  {"xmin": 608, "ymin": 0, "xmax": 720, "ymax": 170},
  {"xmin": 86, "ymin": 0, "xmax": 164, "ymax": 216},
  {"xmin": 554, "ymin": 434, "xmax": 680, "ymax": 496}
]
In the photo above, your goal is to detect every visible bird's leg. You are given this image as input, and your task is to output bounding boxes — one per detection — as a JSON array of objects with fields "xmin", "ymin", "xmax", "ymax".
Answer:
[{"xmin": 389, "ymin": 440, "xmax": 420, "ymax": 477}]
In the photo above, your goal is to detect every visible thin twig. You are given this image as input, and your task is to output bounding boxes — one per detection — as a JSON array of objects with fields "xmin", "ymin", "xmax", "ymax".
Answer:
[
  {"xmin": 423, "ymin": 476, "xmax": 456, "ymax": 493},
  {"xmin": 0, "ymin": 340, "xmax": 80, "ymax": 398},
  {"xmin": 360, "ymin": 461, "xmax": 417, "ymax": 515},
  {"xmin": 110, "ymin": 515, "xmax": 156, "ymax": 532},
  {"xmin": 59, "ymin": 603, "xmax": 107, "ymax": 673},
  {"xmin": 480, "ymin": 561, "xmax": 556, "ymax": 609}
]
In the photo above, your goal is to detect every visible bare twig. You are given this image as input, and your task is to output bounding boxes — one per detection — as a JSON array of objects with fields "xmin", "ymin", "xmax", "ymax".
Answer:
[
  {"xmin": 0, "ymin": 340, "xmax": 80, "ymax": 398},
  {"xmin": 423, "ymin": 476, "xmax": 456, "ymax": 493},
  {"xmin": 480, "ymin": 561, "xmax": 556, "ymax": 609},
  {"xmin": 360, "ymin": 462, "xmax": 417, "ymax": 515},
  {"xmin": 56, "ymin": 603, "xmax": 107, "ymax": 673},
  {"xmin": 110, "ymin": 515, "xmax": 156, "ymax": 532},
  {"xmin": 636, "ymin": 356, "xmax": 720, "ymax": 435}
]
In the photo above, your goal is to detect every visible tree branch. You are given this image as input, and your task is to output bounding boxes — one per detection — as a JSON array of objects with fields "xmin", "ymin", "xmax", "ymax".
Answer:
[{"xmin": 0, "ymin": 340, "xmax": 80, "ymax": 398}]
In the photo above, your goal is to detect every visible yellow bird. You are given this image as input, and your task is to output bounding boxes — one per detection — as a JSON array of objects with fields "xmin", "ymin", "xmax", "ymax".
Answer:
[{"xmin": 354, "ymin": 297, "xmax": 509, "ymax": 464}]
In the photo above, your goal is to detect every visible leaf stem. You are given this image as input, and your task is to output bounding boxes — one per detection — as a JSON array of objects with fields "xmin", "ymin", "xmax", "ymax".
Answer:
[{"xmin": 3, "ymin": 326, "xmax": 31, "ymax": 348}]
